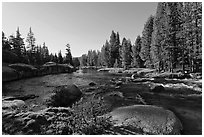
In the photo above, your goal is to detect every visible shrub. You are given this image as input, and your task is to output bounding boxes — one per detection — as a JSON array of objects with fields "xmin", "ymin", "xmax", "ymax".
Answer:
[
  {"xmin": 70, "ymin": 96, "xmax": 112, "ymax": 134},
  {"xmin": 2, "ymin": 50, "xmax": 19, "ymax": 63}
]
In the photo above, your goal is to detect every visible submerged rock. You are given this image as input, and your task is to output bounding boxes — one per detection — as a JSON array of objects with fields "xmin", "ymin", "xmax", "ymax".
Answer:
[
  {"xmin": 3, "ymin": 94, "xmax": 39, "ymax": 101},
  {"xmin": 2, "ymin": 100, "xmax": 25, "ymax": 110},
  {"xmin": 150, "ymin": 85, "xmax": 165, "ymax": 93},
  {"xmin": 46, "ymin": 84, "xmax": 82, "ymax": 107},
  {"xmin": 132, "ymin": 78, "xmax": 153, "ymax": 83},
  {"xmin": 115, "ymin": 81, "xmax": 123, "ymax": 86},
  {"xmin": 131, "ymin": 74, "xmax": 138, "ymax": 80},
  {"xmin": 89, "ymin": 82, "xmax": 96, "ymax": 86},
  {"xmin": 107, "ymin": 105, "xmax": 182, "ymax": 135}
]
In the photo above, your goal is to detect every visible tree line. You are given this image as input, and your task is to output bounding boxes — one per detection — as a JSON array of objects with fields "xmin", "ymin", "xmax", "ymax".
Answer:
[
  {"xmin": 79, "ymin": 2, "xmax": 202, "ymax": 73},
  {"xmin": 2, "ymin": 27, "xmax": 79, "ymax": 67}
]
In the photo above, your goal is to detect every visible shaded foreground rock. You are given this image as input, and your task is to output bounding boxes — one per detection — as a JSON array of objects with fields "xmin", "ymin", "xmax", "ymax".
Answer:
[
  {"xmin": 46, "ymin": 84, "xmax": 82, "ymax": 107},
  {"xmin": 107, "ymin": 105, "xmax": 182, "ymax": 135},
  {"xmin": 2, "ymin": 107, "xmax": 73, "ymax": 135}
]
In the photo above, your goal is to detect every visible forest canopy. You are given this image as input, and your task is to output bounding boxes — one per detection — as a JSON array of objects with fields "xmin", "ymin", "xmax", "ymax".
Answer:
[{"xmin": 79, "ymin": 2, "xmax": 202, "ymax": 73}]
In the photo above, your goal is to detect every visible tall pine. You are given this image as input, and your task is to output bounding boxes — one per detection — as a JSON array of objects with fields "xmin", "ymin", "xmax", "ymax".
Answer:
[
  {"xmin": 140, "ymin": 15, "xmax": 154, "ymax": 68},
  {"xmin": 163, "ymin": 2, "xmax": 182, "ymax": 72},
  {"xmin": 65, "ymin": 43, "xmax": 73, "ymax": 65},
  {"xmin": 150, "ymin": 3, "xmax": 167, "ymax": 71},
  {"xmin": 121, "ymin": 38, "xmax": 132, "ymax": 69},
  {"xmin": 132, "ymin": 35, "xmax": 143, "ymax": 68}
]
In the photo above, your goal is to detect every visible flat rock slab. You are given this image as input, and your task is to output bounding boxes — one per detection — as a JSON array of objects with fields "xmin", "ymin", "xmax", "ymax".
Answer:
[
  {"xmin": 3, "ymin": 94, "xmax": 39, "ymax": 101},
  {"xmin": 2, "ymin": 100, "xmax": 25, "ymax": 110},
  {"xmin": 108, "ymin": 105, "xmax": 182, "ymax": 135}
]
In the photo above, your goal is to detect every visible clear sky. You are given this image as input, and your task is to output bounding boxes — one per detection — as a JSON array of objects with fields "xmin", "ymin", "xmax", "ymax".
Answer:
[{"xmin": 2, "ymin": 2, "xmax": 158, "ymax": 57}]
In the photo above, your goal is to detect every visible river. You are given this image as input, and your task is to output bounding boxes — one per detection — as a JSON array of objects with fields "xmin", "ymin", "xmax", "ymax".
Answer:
[{"xmin": 2, "ymin": 69, "xmax": 202, "ymax": 135}]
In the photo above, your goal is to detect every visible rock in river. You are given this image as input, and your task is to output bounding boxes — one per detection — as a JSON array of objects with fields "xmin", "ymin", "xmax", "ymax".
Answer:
[
  {"xmin": 89, "ymin": 82, "xmax": 96, "ymax": 86},
  {"xmin": 46, "ymin": 84, "xmax": 82, "ymax": 107},
  {"xmin": 107, "ymin": 105, "xmax": 182, "ymax": 135},
  {"xmin": 150, "ymin": 85, "xmax": 165, "ymax": 93},
  {"xmin": 2, "ymin": 99, "xmax": 25, "ymax": 110}
]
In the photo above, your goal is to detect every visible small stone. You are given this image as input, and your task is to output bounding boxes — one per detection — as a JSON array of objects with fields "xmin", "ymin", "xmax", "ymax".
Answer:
[
  {"xmin": 115, "ymin": 81, "xmax": 123, "ymax": 86},
  {"xmin": 150, "ymin": 85, "xmax": 165, "ymax": 93},
  {"xmin": 89, "ymin": 82, "xmax": 96, "ymax": 86},
  {"xmin": 115, "ymin": 86, "xmax": 120, "ymax": 89}
]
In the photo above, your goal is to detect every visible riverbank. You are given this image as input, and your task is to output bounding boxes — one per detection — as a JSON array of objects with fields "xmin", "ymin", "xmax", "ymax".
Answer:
[
  {"xmin": 2, "ymin": 70, "xmax": 202, "ymax": 135},
  {"xmin": 2, "ymin": 62, "xmax": 75, "ymax": 82}
]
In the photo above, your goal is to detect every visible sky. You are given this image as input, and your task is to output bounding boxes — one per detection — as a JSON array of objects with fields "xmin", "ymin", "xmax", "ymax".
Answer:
[{"xmin": 2, "ymin": 2, "xmax": 158, "ymax": 57}]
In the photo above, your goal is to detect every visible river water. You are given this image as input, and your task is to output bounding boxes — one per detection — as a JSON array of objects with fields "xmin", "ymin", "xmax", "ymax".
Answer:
[{"xmin": 2, "ymin": 69, "xmax": 202, "ymax": 135}]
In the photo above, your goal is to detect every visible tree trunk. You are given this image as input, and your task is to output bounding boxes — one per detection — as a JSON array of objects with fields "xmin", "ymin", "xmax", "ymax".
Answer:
[{"xmin": 182, "ymin": 49, "xmax": 185, "ymax": 73}]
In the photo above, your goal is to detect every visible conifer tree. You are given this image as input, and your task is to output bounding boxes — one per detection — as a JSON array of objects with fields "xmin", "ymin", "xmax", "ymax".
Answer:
[
  {"xmin": 2, "ymin": 31, "xmax": 11, "ymax": 51},
  {"xmin": 81, "ymin": 54, "xmax": 88, "ymax": 66},
  {"xmin": 150, "ymin": 2, "xmax": 167, "ymax": 71},
  {"xmin": 26, "ymin": 27, "xmax": 36, "ymax": 65},
  {"xmin": 132, "ymin": 35, "xmax": 143, "ymax": 68},
  {"xmin": 121, "ymin": 38, "xmax": 132, "ymax": 69},
  {"xmin": 164, "ymin": 2, "xmax": 182, "ymax": 72},
  {"xmin": 65, "ymin": 43, "xmax": 73, "ymax": 65},
  {"xmin": 58, "ymin": 50, "xmax": 63, "ymax": 64},
  {"xmin": 42, "ymin": 42, "xmax": 50, "ymax": 63},
  {"xmin": 140, "ymin": 15, "xmax": 154, "ymax": 68},
  {"xmin": 115, "ymin": 32, "xmax": 122, "ymax": 67},
  {"xmin": 101, "ymin": 40, "xmax": 111, "ymax": 67},
  {"xmin": 13, "ymin": 27, "xmax": 24, "ymax": 57},
  {"xmin": 26, "ymin": 27, "xmax": 36, "ymax": 53},
  {"xmin": 109, "ymin": 30, "xmax": 117, "ymax": 67}
]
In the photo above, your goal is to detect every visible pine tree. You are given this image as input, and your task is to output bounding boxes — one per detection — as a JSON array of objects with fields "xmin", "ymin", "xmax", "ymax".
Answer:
[
  {"xmin": 8, "ymin": 35, "xmax": 15, "ymax": 49},
  {"xmin": 80, "ymin": 54, "xmax": 88, "ymax": 66},
  {"xmin": 87, "ymin": 50, "xmax": 93, "ymax": 66},
  {"xmin": 102, "ymin": 40, "xmax": 111, "ymax": 67},
  {"xmin": 121, "ymin": 38, "xmax": 132, "ymax": 69},
  {"xmin": 92, "ymin": 50, "xmax": 98, "ymax": 66},
  {"xmin": 73, "ymin": 57, "xmax": 80, "ymax": 68},
  {"xmin": 115, "ymin": 32, "xmax": 122, "ymax": 67},
  {"xmin": 132, "ymin": 35, "xmax": 143, "ymax": 68},
  {"xmin": 54, "ymin": 53, "xmax": 58, "ymax": 63},
  {"xmin": 50, "ymin": 53, "xmax": 54, "ymax": 62},
  {"xmin": 2, "ymin": 31, "xmax": 11, "ymax": 50},
  {"xmin": 191, "ymin": 2, "xmax": 202, "ymax": 72},
  {"xmin": 140, "ymin": 15, "xmax": 154, "ymax": 68},
  {"xmin": 150, "ymin": 2, "xmax": 167, "ymax": 71},
  {"xmin": 35, "ymin": 45, "xmax": 43, "ymax": 65},
  {"xmin": 58, "ymin": 50, "xmax": 63, "ymax": 64},
  {"xmin": 26, "ymin": 27, "xmax": 36, "ymax": 53},
  {"xmin": 65, "ymin": 43, "xmax": 73, "ymax": 65},
  {"xmin": 164, "ymin": 2, "xmax": 182, "ymax": 72},
  {"xmin": 14, "ymin": 27, "xmax": 24, "ymax": 57},
  {"xmin": 26, "ymin": 27, "xmax": 36, "ymax": 65},
  {"xmin": 109, "ymin": 30, "xmax": 117, "ymax": 67},
  {"xmin": 42, "ymin": 42, "xmax": 50, "ymax": 63},
  {"xmin": 97, "ymin": 50, "xmax": 103, "ymax": 67},
  {"xmin": 178, "ymin": 2, "xmax": 202, "ymax": 72}
]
